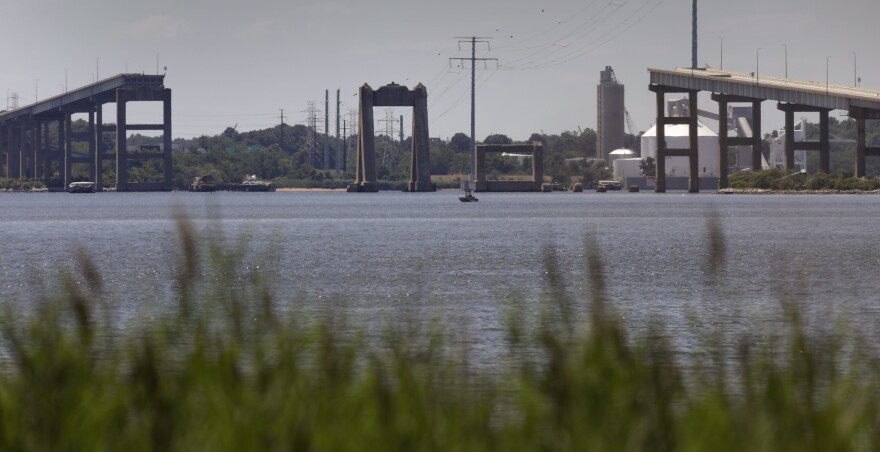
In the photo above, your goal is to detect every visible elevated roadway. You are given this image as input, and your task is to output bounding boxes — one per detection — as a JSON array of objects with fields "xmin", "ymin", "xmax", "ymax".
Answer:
[
  {"xmin": 648, "ymin": 67, "xmax": 880, "ymax": 191},
  {"xmin": 0, "ymin": 74, "xmax": 172, "ymax": 191}
]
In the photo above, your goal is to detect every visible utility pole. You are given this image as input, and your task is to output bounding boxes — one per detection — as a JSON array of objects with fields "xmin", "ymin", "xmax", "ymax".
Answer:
[
  {"xmin": 336, "ymin": 89, "xmax": 341, "ymax": 173},
  {"xmin": 324, "ymin": 90, "xmax": 330, "ymax": 170},
  {"xmin": 691, "ymin": 0, "xmax": 697, "ymax": 69},
  {"xmin": 399, "ymin": 115, "xmax": 404, "ymax": 148},
  {"xmin": 450, "ymin": 36, "xmax": 497, "ymax": 183},
  {"xmin": 279, "ymin": 108, "xmax": 285, "ymax": 151}
]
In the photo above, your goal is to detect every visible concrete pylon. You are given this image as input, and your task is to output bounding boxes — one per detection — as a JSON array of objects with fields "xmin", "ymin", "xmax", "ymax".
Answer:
[
  {"xmin": 354, "ymin": 84, "xmax": 377, "ymax": 192},
  {"xmin": 351, "ymin": 82, "xmax": 434, "ymax": 193},
  {"xmin": 408, "ymin": 83, "xmax": 432, "ymax": 192}
]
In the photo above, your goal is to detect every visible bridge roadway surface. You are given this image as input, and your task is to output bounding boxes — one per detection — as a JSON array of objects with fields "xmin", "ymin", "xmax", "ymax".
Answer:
[
  {"xmin": 0, "ymin": 74, "xmax": 171, "ymax": 191},
  {"xmin": 648, "ymin": 67, "xmax": 880, "ymax": 192}
]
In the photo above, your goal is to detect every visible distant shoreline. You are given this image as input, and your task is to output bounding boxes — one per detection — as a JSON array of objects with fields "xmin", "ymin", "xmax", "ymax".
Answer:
[{"xmin": 716, "ymin": 188, "xmax": 880, "ymax": 195}]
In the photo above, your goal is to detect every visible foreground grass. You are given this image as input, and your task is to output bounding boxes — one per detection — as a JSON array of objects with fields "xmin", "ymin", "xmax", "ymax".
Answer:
[{"xmin": 1, "ymin": 215, "xmax": 879, "ymax": 450}]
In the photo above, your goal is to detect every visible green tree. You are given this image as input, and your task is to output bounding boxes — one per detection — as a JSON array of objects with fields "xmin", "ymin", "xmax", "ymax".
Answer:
[{"xmin": 449, "ymin": 133, "xmax": 470, "ymax": 153}]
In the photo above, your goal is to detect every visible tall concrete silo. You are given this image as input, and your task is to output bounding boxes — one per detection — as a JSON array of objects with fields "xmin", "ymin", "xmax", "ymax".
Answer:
[{"xmin": 597, "ymin": 66, "xmax": 625, "ymax": 163}]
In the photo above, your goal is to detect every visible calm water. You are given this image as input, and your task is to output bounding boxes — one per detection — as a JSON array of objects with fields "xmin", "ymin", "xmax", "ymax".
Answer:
[{"xmin": 2, "ymin": 190, "xmax": 880, "ymax": 356}]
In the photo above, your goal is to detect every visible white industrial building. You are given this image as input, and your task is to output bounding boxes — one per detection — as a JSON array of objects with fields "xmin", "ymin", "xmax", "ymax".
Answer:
[{"xmin": 640, "ymin": 120, "xmax": 720, "ymax": 178}]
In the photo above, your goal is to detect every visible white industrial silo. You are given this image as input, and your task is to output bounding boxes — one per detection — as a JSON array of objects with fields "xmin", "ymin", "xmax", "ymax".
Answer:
[{"xmin": 597, "ymin": 66, "xmax": 625, "ymax": 164}]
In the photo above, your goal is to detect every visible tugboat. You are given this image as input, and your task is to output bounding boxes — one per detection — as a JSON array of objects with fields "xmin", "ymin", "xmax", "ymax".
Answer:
[
  {"xmin": 459, "ymin": 189, "xmax": 478, "ymax": 202},
  {"xmin": 68, "ymin": 181, "xmax": 96, "ymax": 193}
]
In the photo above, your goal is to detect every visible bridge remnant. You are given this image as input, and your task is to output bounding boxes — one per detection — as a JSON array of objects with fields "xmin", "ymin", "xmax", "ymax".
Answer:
[
  {"xmin": 648, "ymin": 67, "xmax": 880, "ymax": 191},
  {"xmin": 0, "ymin": 74, "xmax": 171, "ymax": 191},
  {"xmin": 475, "ymin": 143, "xmax": 543, "ymax": 192},
  {"xmin": 349, "ymin": 82, "xmax": 433, "ymax": 192}
]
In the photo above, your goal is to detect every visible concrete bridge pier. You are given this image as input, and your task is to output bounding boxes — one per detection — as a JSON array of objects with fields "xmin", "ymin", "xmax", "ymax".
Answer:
[
  {"xmin": 777, "ymin": 103, "xmax": 831, "ymax": 173},
  {"xmin": 94, "ymin": 101, "xmax": 105, "ymax": 191},
  {"xmin": 8, "ymin": 123, "xmax": 21, "ymax": 179},
  {"xmin": 354, "ymin": 84, "xmax": 377, "ymax": 192},
  {"xmin": 712, "ymin": 94, "xmax": 763, "ymax": 188},
  {"xmin": 116, "ymin": 89, "xmax": 128, "ymax": 191},
  {"xmin": 650, "ymin": 85, "xmax": 700, "ymax": 192},
  {"xmin": 408, "ymin": 84, "xmax": 432, "ymax": 192},
  {"xmin": 352, "ymin": 82, "xmax": 433, "ymax": 192},
  {"xmin": 0, "ymin": 125, "xmax": 6, "ymax": 177},
  {"xmin": 32, "ymin": 122, "xmax": 42, "ymax": 181},
  {"xmin": 850, "ymin": 107, "xmax": 880, "ymax": 178},
  {"xmin": 63, "ymin": 110, "xmax": 73, "ymax": 187}
]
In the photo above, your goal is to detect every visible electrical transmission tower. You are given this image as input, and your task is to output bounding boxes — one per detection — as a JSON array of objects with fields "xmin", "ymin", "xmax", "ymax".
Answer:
[
  {"xmin": 342, "ymin": 109, "xmax": 358, "ymax": 173},
  {"xmin": 378, "ymin": 108, "xmax": 397, "ymax": 165},
  {"xmin": 7, "ymin": 91, "xmax": 20, "ymax": 110},
  {"xmin": 303, "ymin": 101, "xmax": 324, "ymax": 168},
  {"xmin": 450, "ymin": 36, "xmax": 497, "ymax": 183}
]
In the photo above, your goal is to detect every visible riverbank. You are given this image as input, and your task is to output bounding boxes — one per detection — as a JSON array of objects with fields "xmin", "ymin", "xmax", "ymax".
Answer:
[{"xmin": 718, "ymin": 188, "xmax": 880, "ymax": 194}]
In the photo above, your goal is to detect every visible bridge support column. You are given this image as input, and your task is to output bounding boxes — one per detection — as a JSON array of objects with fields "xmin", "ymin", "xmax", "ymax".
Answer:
[
  {"xmin": 0, "ymin": 125, "xmax": 6, "ymax": 178},
  {"xmin": 651, "ymin": 85, "xmax": 700, "ymax": 192},
  {"xmin": 9, "ymin": 123, "xmax": 21, "ymax": 179},
  {"xmin": 784, "ymin": 109, "xmax": 795, "ymax": 170},
  {"xmin": 163, "ymin": 89, "xmax": 173, "ymax": 190},
  {"xmin": 819, "ymin": 109, "xmax": 830, "ymax": 173},
  {"xmin": 751, "ymin": 101, "xmax": 762, "ymax": 171},
  {"xmin": 687, "ymin": 92, "xmax": 699, "ymax": 193},
  {"xmin": 44, "ymin": 121, "xmax": 54, "ymax": 187},
  {"xmin": 20, "ymin": 122, "xmax": 29, "ymax": 179},
  {"xmin": 63, "ymin": 111, "xmax": 73, "ymax": 187},
  {"xmin": 354, "ymin": 84, "xmax": 377, "ymax": 192},
  {"xmin": 717, "ymin": 98, "xmax": 729, "ymax": 188},
  {"xmin": 856, "ymin": 113, "xmax": 866, "ymax": 177},
  {"xmin": 95, "ymin": 103, "xmax": 104, "ymax": 192},
  {"xmin": 116, "ymin": 89, "xmax": 128, "ymax": 191},
  {"xmin": 87, "ymin": 107, "xmax": 96, "ymax": 185},
  {"xmin": 778, "ymin": 103, "xmax": 832, "ymax": 174},
  {"xmin": 408, "ymin": 84, "xmax": 432, "ymax": 192},
  {"xmin": 653, "ymin": 88, "xmax": 666, "ymax": 192},
  {"xmin": 850, "ymin": 107, "xmax": 880, "ymax": 178},
  {"xmin": 33, "ymin": 122, "xmax": 42, "ymax": 180}
]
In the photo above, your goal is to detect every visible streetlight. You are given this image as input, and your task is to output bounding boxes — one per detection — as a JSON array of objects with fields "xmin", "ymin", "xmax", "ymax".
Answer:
[
  {"xmin": 756, "ymin": 48, "xmax": 762, "ymax": 85},
  {"xmin": 35, "ymin": 79, "xmax": 38, "ymax": 102},
  {"xmin": 718, "ymin": 36, "xmax": 723, "ymax": 70},
  {"xmin": 852, "ymin": 51, "xmax": 857, "ymax": 87},
  {"xmin": 781, "ymin": 43, "xmax": 788, "ymax": 78},
  {"xmin": 155, "ymin": 51, "xmax": 159, "ymax": 75},
  {"xmin": 826, "ymin": 55, "xmax": 832, "ymax": 94}
]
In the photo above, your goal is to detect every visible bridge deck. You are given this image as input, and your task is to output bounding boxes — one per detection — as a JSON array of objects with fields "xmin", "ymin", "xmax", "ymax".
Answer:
[
  {"xmin": 649, "ymin": 68, "xmax": 880, "ymax": 112},
  {"xmin": 0, "ymin": 74, "xmax": 165, "ymax": 122}
]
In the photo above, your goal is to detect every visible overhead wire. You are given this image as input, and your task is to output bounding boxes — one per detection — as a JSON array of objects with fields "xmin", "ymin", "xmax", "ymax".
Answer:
[
  {"xmin": 506, "ymin": 0, "xmax": 665, "ymax": 71},
  {"xmin": 499, "ymin": 0, "xmax": 663, "ymax": 71}
]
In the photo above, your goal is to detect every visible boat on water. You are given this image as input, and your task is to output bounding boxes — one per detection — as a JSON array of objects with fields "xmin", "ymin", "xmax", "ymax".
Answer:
[
  {"xmin": 68, "ymin": 181, "xmax": 96, "ymax": 193},
  {"xmin": 459, "ymin": 189, "xmax": 478, "ymax": 202},
  {"xmin": 597, "ymin": 180, "xmax": 622, "ymax": 190}
]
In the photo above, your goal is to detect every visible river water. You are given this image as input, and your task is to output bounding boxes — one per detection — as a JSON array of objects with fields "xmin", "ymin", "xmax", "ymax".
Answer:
[{"xmin": 2, "ymin": 190, "xmax": 880, "ymax": 357}]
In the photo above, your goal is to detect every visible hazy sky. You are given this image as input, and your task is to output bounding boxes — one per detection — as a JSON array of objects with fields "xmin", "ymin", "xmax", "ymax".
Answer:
[{"xmin": 1, "ymin": 0, "xmax": 877, "ymax": 141}]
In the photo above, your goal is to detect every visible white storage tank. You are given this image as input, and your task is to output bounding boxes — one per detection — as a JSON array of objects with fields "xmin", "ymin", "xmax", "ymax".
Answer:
[
  {"xmin": 640, "ymin": 121, "xmax": 719, "ymax": 177},
  {"xmin": 613, "ymin": 157, "xmax": 642, "ymax": 180},
  {"xmin": 609, "ymin": 148, "xmax": 636, "ymax": 164}
]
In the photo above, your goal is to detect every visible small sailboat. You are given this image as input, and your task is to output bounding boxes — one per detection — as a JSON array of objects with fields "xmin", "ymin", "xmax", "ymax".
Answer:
[
  {"xmin": 459, "ymin": 189, "xmax": 478, "ymax": 202},
  {"xmin": 459, "ymin": 180, "xmax": 478, "ymax": 202}
]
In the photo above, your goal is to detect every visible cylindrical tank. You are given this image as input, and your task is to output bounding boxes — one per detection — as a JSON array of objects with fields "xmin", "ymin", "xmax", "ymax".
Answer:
[
  {"xmin": 613, "ymin": 158, "xmax": 642, "ymax": 180},
  {"xmin": 597, "ymin": 66, "xmax": 625, "ymax": 164}
]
